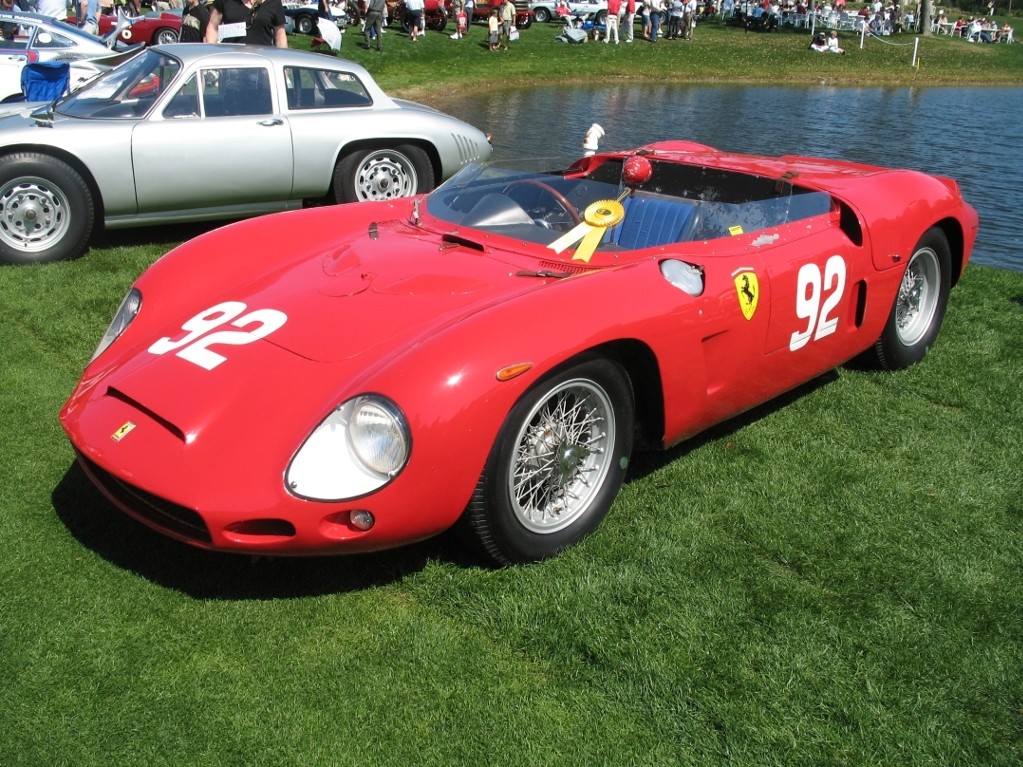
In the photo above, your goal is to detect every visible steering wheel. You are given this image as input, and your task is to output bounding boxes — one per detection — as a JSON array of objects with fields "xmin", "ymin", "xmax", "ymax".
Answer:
[{"xmin": 503, "ymin": 179, "xmax": 582, "ymax": 229}]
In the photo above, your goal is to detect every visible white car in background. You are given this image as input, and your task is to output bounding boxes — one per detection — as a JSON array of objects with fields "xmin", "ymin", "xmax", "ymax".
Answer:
[{"xmin": 0, "ymin": 11, "xmax": 130, "ymax": 102}]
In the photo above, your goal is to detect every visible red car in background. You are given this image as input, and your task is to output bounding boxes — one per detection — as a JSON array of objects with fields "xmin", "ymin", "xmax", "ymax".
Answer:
[{"xmin": 68, "ymin": 10, "xmax": 181, "ymax": 46}]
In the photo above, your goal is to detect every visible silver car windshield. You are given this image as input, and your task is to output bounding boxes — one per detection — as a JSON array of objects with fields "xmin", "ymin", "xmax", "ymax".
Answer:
[{"xmin": 55, "ymin": 49, "xmax": 180, "ymax": 119}]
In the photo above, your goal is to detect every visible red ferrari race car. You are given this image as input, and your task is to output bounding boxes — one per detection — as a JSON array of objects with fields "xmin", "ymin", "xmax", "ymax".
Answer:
[{"xmin": 60, "ymin": 141, "xmax": 978, "ymax": 565}]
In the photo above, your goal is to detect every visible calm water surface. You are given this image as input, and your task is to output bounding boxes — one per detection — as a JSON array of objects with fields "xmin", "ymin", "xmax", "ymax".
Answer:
[{"xmin": 440, "ymin": 86, "xmax": 1022, "ymax": 271}]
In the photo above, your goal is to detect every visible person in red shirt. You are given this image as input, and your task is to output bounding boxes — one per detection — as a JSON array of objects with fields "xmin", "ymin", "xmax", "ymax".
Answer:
[{"xmin": 606, "ymin": 0, "xmax": 622, "ymax": 43}]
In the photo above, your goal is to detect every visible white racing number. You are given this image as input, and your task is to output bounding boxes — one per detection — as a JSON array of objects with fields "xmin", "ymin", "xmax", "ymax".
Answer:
[
  {"xmin": 148, "ymin": 301, "xmax": 288, "ymax": 370},
  {"xmin": 789, "ymin": 255, "xmax": 846, "ymax": 352}
]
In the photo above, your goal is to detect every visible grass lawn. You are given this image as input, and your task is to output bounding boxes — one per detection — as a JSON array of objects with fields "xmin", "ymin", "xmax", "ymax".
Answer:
[
  {"xmin": 2, "ymin": 235, "xmax": 1022, "ymax": 766},
  {"xmin": 288, "ymin": 15, "xmax": 1023, "ymax": 98},
  {"xmin": 1, "ymin": 18, "xmax": 1022, "ymax": 766}
]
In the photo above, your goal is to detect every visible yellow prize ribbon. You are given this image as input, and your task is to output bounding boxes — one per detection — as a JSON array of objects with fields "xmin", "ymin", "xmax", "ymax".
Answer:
[{"xmin": 547, "ymin": 199, "xmax": 626, "ymax": 263}]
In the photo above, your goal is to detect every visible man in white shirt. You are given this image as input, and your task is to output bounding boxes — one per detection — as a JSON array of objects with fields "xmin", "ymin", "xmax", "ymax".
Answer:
[{"xmin": 37, "ymin": 0, "xmax": 69, "ymax": 20}]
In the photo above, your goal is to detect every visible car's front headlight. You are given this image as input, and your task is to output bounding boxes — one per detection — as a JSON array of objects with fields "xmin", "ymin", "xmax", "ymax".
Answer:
[
  {"xmin": 90, "ymin": 288, "xmax": 142, "ymax": 363},
  {"xmin": 286, "ymin": 395, "xmax": 410, "ymax": 501}
]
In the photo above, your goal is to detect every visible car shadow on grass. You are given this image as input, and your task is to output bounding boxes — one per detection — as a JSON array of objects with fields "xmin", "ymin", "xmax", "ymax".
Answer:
[
  {"xmin": 52, "ymin": 462, "xmax": 482, "ymax": 600},
  {"xmin": 52, "ymin": 371, "xmax": 841, "ymax": 596},
  {"xmin": 625, "ymin": 371, "xmax": 838, "ymax": 482}
]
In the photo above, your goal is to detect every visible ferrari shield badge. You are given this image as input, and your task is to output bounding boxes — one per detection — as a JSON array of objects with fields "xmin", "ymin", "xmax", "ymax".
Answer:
[
  {"xmin": 733, "ymin": 269, "xmax": 759, "ymax": 321},
  {"xmin": 112, "ymin": 421, "xmax": 136, "ymax": 442}
]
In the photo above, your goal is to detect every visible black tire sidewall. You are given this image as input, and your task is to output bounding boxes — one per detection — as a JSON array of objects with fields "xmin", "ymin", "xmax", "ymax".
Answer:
[
  {"xmin": 472, "ymin": 357, "xmax": 635, "ymax": 565},
  {"xmin": 0, "ymin": 153, "xmax": 94, "ymax": 265}
]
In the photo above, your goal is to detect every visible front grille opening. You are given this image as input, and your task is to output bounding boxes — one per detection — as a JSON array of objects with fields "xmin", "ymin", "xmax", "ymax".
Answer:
[{"xmin": 77, "ymin": 452, "xmax": 212, "ymax": 544}]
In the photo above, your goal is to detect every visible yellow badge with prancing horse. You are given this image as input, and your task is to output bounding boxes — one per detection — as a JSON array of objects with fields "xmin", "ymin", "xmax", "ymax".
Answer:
[
  {"xmin": 112, "ymin": 421, "xmax": 136, "ymax": 442},
  {"xmin": 733, "ymin": 270, "xmax": 759, "ymax": 321}
]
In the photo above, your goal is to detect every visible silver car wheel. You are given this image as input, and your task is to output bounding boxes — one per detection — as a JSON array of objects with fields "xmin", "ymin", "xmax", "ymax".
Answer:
[
  {"xmin": 895, "ymin": 246, "xmax": 940, "ymax": 347},
  {"xmin": 507, "ymin": 377, "xmax": 616, "ymax": 535},
  {"xmin": 353, "ymin": 149, "xmax": 419, "ymax": 201},
  {"xmin": 0, "ymin": 175, "xmax": 72, "ymax": 253}
]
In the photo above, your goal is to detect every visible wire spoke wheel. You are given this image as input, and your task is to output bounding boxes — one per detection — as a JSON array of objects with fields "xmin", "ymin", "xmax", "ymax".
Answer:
[
  {"xmin": 895, "ymin": 246, "xmax": 940, "ymax": 347},
  {"xmin": 464, "ymin": 356, "xmax": 634, "ymax": 565},
  {"xmin": 509, "ymin": 378, "xmax": 615, "ymax": 534},
  {"xmin": 870, "ymin": 226, "xmax": 951, "ymax": 371}
]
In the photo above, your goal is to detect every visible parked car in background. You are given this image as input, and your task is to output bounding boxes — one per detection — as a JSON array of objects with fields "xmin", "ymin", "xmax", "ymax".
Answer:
[
  {"xmin": 60, "ymin": 141, "xmax": 977, "ymax": 565},
  {"xmin": 104, "ymin": 10, "xmax": 182, "ymax": 46},
  {"xmin": 468, "ymin": 0, "xmax": 535, "ymax": 28},
  {"xmin": 0, "ymin": 10, "xmax": 129, "ymax": 101},
  {"xmin": 0, "ymin": 44, "xmax": 492, "ymax": 264},
  {"xmin": 284, "ymin": 1, "xmax": 361, "ymax": 35}
]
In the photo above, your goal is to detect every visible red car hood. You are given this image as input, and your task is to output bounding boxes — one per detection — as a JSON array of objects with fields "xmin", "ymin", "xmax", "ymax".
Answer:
[{"xmin": 244, "ymin": 224, "xmax": 543, "ymax": 364}]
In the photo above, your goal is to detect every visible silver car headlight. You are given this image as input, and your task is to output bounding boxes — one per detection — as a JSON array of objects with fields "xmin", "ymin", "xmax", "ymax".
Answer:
[
  {"xmin": 286, "ymin": 395, "xmax": 410, "ymax": 501},
  {"xmin": 90, "ymin": 288, "xmax": 142, "ymax": 363}
]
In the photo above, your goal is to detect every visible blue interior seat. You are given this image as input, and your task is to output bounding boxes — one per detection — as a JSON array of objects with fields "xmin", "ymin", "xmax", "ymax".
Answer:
[{"xmin": 608, "ymin": 195, "xmax": 695, "ymax": 250}]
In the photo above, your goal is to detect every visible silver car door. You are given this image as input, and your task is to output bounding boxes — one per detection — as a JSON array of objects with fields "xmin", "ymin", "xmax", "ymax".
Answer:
[{"xmin": 132, "ymin": 66, "xmax": 294, "ymax": 214}]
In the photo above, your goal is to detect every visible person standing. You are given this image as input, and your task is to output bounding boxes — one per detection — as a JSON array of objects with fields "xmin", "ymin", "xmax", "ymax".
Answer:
[
  {"xmin": 682, "ymin": 0, "xmax": 695, "ymax": 39},
  {"xmin": 36, "ymin": 0, "xmax": 68, "ymax": 21},
  {"xmin": 605, "ymin": 0, "xmax": 621, "ymax": 42},
  {"xmin": 500, "ymin": 0, "xmax": 514, "ymax": 49},
  {"xmin": 487, "ymin": 6, "xmax": 499, "ymax": 50},
  {"xmin": 624, "ymin": 0, "xmax": 636, "ymax": 41},
  {"xmin": 648, "ymin": 0, "xmax": 663, "ymax": 41},
  {"xmin": 180, "ymin": 0, "xmax": 211, "ymax": 41},
  {"xmin": 405, "ymin": 0, "xmax": 424, "ymax": 40},
  {"xmin": 205, "ymin": 0, "xmax": 287, "ymax": 45},
  {"xmin": 363, "ymin": 0, "xmax": 385, "ymax": 50},
  {"xmin": 78, "ymin": 0, "xmax": 100, "ymax": 35}
]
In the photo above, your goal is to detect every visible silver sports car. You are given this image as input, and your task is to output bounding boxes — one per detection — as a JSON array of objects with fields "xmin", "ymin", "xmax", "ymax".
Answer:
[{"xmin": 0, "ymin": 44, "xmax": 492, "ymax": 265}]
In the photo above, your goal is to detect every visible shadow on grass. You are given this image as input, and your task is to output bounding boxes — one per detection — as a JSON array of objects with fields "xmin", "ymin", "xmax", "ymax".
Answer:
[
  {"xmin": 625, "ymin": 371, "xmax": 838, "ymax": 482},
  {"xmin": 52, "ymin": 371, "xmax": 840, "ymax": 597},
  {"xmin": 88, "ymin": 220, "xmax": 234, "ymax": 252},
  {"xmin": 52, "ymin": 462, "xmax": 481, "ymax": 600}
]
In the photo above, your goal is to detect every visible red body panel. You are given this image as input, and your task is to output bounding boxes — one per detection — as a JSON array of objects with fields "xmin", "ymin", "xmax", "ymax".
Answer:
[{"xmin": 59, "ymin": 143, "xmax": 978, "ymax": 556}]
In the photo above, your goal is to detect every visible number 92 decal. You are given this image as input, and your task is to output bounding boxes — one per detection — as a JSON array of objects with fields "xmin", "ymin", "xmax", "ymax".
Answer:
[
  {"xmin": 789, "ymin": 254, "xmax": 846, "ymax": 352},
  {"xmin": 148, "ymin": 301, "xmax": 288, "ymax": 370}
]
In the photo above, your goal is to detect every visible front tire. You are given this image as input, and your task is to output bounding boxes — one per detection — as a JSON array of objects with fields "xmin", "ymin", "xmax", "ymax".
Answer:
[
  {"xmin": 0, "ymin": 153, "xmax": 94, "ymax": 265},
  {"xmin": 296, "ymin": 13, "xmax": 316, "ymax": 34},
  {"xmin": 464, "ymin": 357, "xmax": 634, "ymax": 565},
  {"xmin": 871, "ymin": 227, "xmax": 951, "ymax": 370},
  {"xmin": 534, "ymin": 7, "xmax": 550, "ymax": 23},
  {"xmin": 334, "ymin": 145, "xmax": 434, "ymax": 203}
]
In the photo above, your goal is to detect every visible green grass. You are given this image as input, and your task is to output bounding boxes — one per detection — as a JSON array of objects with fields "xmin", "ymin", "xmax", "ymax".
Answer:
[
  {"xmin": 1, "ymin": 232, "xmax": 1022, "ymax": 764},
  {"xmin": 291, "ymin": 16, "xmax": 1023, "ymax": 98}
]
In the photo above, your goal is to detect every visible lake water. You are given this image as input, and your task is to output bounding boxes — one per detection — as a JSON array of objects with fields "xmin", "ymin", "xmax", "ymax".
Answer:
[{"xmin": 438, "ymin": 86, "xmax": 1022, "ymax": 272}]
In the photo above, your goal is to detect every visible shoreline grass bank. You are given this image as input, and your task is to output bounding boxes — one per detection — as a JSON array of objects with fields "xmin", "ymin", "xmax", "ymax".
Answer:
[{"xmin": 289, "ymin": 18, "xmax": 1023, "ymax": 99}]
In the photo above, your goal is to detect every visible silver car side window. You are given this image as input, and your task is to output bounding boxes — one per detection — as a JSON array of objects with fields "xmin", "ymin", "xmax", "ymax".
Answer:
[
  {"xmin": 283, "ymin": 66, "xmax": 371, "ymax": 110},
  {"xmin": 164, "ymin": 72, "xmax": 200, "ymax": 120},
  {"xmin": 200, "ymin": 67, "xmax": 273, "ymax": 118}
]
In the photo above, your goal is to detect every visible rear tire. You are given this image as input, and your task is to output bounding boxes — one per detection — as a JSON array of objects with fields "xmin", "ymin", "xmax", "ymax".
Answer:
[
  {"xmin": 334, "ymin": 145, "xmax": 434, "ymax": 203},
  {"xmin": 534, "ymin": 7, "xmax": 550, "ymax": 23},
  {"xmin": 464, "ymin": 356, "xmax": 634, "ymax": 565},
  {"xmin": 0, "ymin": 152, "xmax": 94, "ymax": 265},
  {"xmin": 296, "ymin": 13, "xmax": 316, "ymax": 34},
  {"xmin": 870, "ymin": 227, "xmax": 951, "ymax": 370}
]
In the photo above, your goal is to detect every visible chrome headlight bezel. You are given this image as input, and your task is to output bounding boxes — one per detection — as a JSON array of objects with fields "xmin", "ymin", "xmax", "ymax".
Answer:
[
  {"xmin": 286, "ymin": 395, "xmax": 411, "ymax": 501},
  {"xmin": 90, "ymin": 288, "xmax": 142, "ymax": 363}
]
